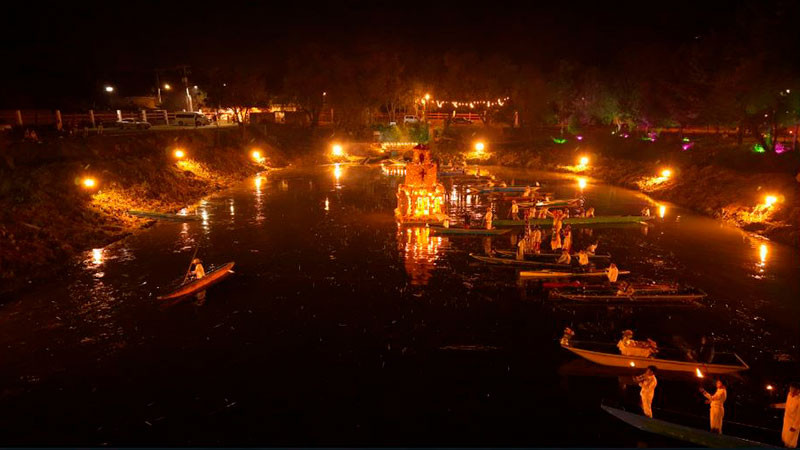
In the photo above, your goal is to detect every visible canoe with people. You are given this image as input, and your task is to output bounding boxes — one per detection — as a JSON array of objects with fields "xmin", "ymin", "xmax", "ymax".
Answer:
[
  {"xmin": 429, "ymin": 226, "xmax": 510, "ymax": 236},
  {"xmin": 494, "ymin": 249, "xmax": 611, "ymax": 261},
  {"xmin": 519, "ymin": 267, "xmax": 629, "ymax": 279},
  {"xmin": 549, "ymin": 284, "xmax": 707, "ymax": 305},
  {"xmin": 469, "ymin": 253, "xmax": 573, "ymax": 269},
  {"xmin": 559, "ymin": 328, "xmax": 749, "ymax": 375},
  {"xmin": 157, "ymin": 260, "xmax": 235, "ymax": 301}
]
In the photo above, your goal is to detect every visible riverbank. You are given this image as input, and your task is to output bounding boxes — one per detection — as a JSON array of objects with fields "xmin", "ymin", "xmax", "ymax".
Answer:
[
  {"xmin": 0, "ymin": 126, "xmax": 318, "ymax": 296},
  {"xmin": 471, "ymin": 132, "xmax": 799, "ymax": 246}
]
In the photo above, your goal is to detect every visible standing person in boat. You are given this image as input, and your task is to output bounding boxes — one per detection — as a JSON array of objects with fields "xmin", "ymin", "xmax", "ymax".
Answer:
[
  {"xmin": 563, "ymin": 225, "xmax": 573, "ymax": 252},
  {"xmin": 550, "ymin": 229, "xmax": 562, "ymax": 251},
  {"xmin": 634, "ymin": 366, "xmax": 658, "ymax": 418},
  {"xmin": 523, "ymin": 186, "xmax": 532, "ymax": 197},
  {"xmin": 556, "ymin": 248, "xmax": 571, "ymax": 265},
  {"xmin": 607, "ymin": 263, "xmax": 620, "ymax": 283},
  {"xmin": 516, "ymin": 236, "xmax": 527, "ymax": 261},
  {"xmin": 642, "ymin": 207, "xmax": 651, "ymax": 217},
  {"xmin": 532, "ymin": 226, "xmax": 543, "ymax": 254},
  {"xmin": 484, "ymin": 208, "xmax": 494, "ymax": 230},
  {"xmin": 510, "ymin": 200, "xmax": 520, "ymax": 221},
  {"xmin": 190, "ymin": 258, "xmax": 205, "ymax": 280},
  {"xmin": 463, "ymin": 211, "xmax": 472, "ymax": 228},
  {"xmin": 776, "ymin": 383, "xmax": 800, "ymax": 448},
  {"xmin": 701, "ymin": 379, "xmax": 727, "ymax": 434}
]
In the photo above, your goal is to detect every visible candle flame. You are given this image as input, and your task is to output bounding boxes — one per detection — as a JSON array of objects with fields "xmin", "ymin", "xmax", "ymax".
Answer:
[{"xmin": 766, "ymin": 384, "xmax": 774, "ymax": 391}]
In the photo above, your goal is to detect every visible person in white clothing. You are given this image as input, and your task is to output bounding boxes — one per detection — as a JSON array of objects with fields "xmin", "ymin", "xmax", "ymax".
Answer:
[
  {"xmin": 776, "ymin": 383, "xmax": 800, "ymax": 448},
  {"xmin": 701, "ymin": 380, "xmax": 727, "ymax": 433},
  {"xmin": 607, "ymin": 263, "xmax": 620, "ymax": 283},
  {"xmin": 634, "ymin": 366, "xmax": 658, "ymax": 418}
]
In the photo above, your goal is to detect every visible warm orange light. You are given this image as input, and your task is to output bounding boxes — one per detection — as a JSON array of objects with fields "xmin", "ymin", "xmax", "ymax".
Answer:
[
  {"xmin": 254, "ymin": 176, "xmax": 263, "ymax": 189},
  {"xmin": 695, "ymin": 368, "xmax": 704, "ymax": 378},
  {"xmin": 424, "ymin": 93, "xmax": 431, "ymax": 101},
  {"xmin": 163, "ymin": 84, "xmax": 171, "ymax": 90},
  {"xmin": 629, "ymin": 361, "xmax": 635, "ymax": 367},
  {"xmin": 577, "ymin": 178, "xmax": 587, "ymax": 190},
  {"xmin": 764, "ymin": 195, "xmax": 777, "ymax": 207},
  {"xmin": 173, "ymin": 149, "xmax": 185, "ymax": 159},
  {"xmin": 334, "ymin": 163, "xmax": 343, "ymax": 181},
  {"xmin": 658, "ymin": 205, "xmax": 666, "ymax": 218},
  {"xmin": 474, "ymin": 141, "xmax": 485, "ymax": 152},
  {"xmin": 251, "ymin": 150, "xmax": 264, "ymax": 162},
  {"xmin": 759, "ymin": 244, "xmax": 768, "ymax": 265},
  {"xmin": 766, "ymin": 384, "xmax": 774, "ymax": 391},
  {"xmin": 82, "ymin": 177, "xmax": 97, "ymax": 188},
  {"xmin": 332, "ymin": 144, "xmax": 344, "ymax": 157},
  {"xmin": 92, "ymin": 248, "xmax": 103, "ymax": 265},
  {"xmin": 579, "ymin": 156, "xmax": 589, "ymax": 166},
  {"xmin": 661, "ymin": 169, "xmax": 672, "ymax": 178}
]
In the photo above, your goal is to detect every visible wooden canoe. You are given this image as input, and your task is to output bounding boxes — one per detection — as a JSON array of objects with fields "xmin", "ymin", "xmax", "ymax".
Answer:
[
  {"xmin": 493, "ymin": 215, "xmax": 653, "ymax": 227},
  {"xmin": 562, "ymin": 341, "xmax": 748, "ymax": 374},
  {"xmin": 469, "ymin": 253, "xmax": 571, "ymax": 268},
  {"xmin": 495, "ymin": 250, "xmax": 611, "ymax": 260},
  {"xmin": 601, "ymin": 405, "xmax": 772, "ymax": 448},
  {"xmin": 429, "ymin": 226, "xmax": 510, "ymax": 236},
  {"xmin": 157, "ymin": 262, "xmax": 235, "ymax": 300},
  {"xmin": 129, "ymin": 210, "xmax": 201, "ymax": 222},
  {"xmin": 550, "ymin": 288, "xmax": 706, "ymax": 304},
  {"xmin": 476, "ymin": 186, "xmax": 532, "ymax": 193},
  {"xmin": 519, "ymin": 269, "xmax": 629, "ymax": 279}
]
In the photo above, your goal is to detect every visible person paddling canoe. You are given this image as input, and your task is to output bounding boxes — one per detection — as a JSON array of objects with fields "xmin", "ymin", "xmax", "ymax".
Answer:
[{"xmin": 190, "ymin": 258, "xmax": 206, "ymax": 280}]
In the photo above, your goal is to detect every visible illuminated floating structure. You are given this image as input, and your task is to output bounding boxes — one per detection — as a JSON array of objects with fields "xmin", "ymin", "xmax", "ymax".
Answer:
[{"xmin": 395, "ymin": 145, "xmax": 447, "ymax": 223}]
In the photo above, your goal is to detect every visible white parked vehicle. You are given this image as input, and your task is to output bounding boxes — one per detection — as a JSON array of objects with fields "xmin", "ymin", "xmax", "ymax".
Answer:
[
  {"xmin": 174, "ymin": 112, "xmax": 210, "ymax": 126},
  {"xmin": 403, "ymin": 115, "xmax": 420, "ymax": 124}
]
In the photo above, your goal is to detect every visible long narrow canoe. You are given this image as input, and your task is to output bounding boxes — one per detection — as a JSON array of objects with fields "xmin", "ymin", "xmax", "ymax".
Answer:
[
  {"xmin": 601, "ymin": 405, "xmax": 773, "ymax": 448},
  {"xmin": 469, "ymin": 253, "xmax": 571, "ymax": 268},
  {"xmin": 519, "ymin": 269, "xmax": 629, "ymax": 279},
  {"xmin": 493, "ymin": 215, "xmax": 653, "ymax": 227},
  {"xmin": 429, "ymin": 226, "xmax": 510, "ymax": 236},
  {"xmin": 518, "ymin": 198, "xmax": 580, "ymax": 208},
  {"xmin": 157, "ymin": 262, "xmax": 235, "ymax": 300},
  {"xmin": 476, "ymin": 186, "xmax": 533, "ymax": 193},
  {"xmin": 495, "ymin": 250, "xmax": 611, "ymax": 260},
  {"xmin": 129, "ymin": 210, "xmax": 202, "ymax": 222},
  {"xmin": 551, "ymin": 288, "xmax": 706, "ymax": 304},
  {"xmin": 562, "ymin": 342, "xmax": 748, "ymax": 374}
]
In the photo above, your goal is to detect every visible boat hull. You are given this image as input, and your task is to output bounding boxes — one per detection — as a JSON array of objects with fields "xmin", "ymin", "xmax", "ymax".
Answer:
[
  {"xmin": 601, "ymin": 405, "xmax": 773, "ymax": 448},
  {"xmin": 519, "ymin": 269, "xmax": 629, "ymax": 279},
  {"xmin": 129, "ymin": 210, "xmax": 201, "ymax": 222},
  {"xmin": 493, "ymin": 216, "xmax": 653, "ymax": 227},
  {"xmin": 562, "ymin": 345, "xmax": 747, "ymax": 374},
  {"xmin": 552, "ymin": 290, "xmax": 705, "ymax": 304},
  {"xmin": 469, "ymin": 253, "xmax": 571, "ymax": 268},
  {"xmin": 429, "ymin": 226, "xmax": 510, "ymax": 236},
  {"xmin": 157, "ymin": 262, "xmax": 235, "ymax": 300}
]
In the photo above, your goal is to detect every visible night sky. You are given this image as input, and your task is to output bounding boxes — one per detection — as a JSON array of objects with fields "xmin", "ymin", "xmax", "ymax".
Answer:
[{"xmin": 2, "ymin": 0, "xmax": 796, "ymax": 108}]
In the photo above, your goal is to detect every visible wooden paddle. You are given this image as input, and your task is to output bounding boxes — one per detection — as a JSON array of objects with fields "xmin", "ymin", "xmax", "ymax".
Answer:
[{"xmin": 181, "ymin": 246, "xmax": 200, "ymax": 285}]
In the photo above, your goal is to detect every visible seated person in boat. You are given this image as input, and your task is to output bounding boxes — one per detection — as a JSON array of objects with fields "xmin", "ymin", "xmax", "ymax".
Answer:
[
  {"xmin": 577, "ymin": 250, "xmax": 590, "ymax": 268},
  {"xmin": 556, "ymin": 248, "xmax": 571, "ymax": 265},
  {"xmin": 560, "ymin": 327, "xmax": 575, "ymax": 346},
  {"xmin": 585, "ymin": 207, "xmax": 595, "ymax": 218},
  {"xmin": 586, "ymin": 241, "xmax": 599, "ymax": 255},
  {"xmin": 616, "ymin": 281, "xmax": 636, "ymax": 296},
  {"xmin": 484, "ymin": 209, "xmax": 494, "ymax": 230},
  {"xmin": 642, "ymin": 207, "xmax": 651, "ymax": 217},
  {"xmin": 510, "ymin": 200, "xmax": 520, "ymax": 220},
  {"xmin": 523, "ymin": 186, "xmax": 532, "ymax": 197},
  {"xmin": 606, "ymin": 263, "xmax": 619, "ymax": 283},
  {"xmin": 190, "ymin": 258, "xmax": 205, "ymax": 280},
  {"xmin": 617, "ymin": 330, "xmax": 658, "ymax": 357}
]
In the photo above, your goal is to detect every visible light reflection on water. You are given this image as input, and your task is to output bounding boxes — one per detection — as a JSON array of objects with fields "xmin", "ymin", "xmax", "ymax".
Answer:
[{"xmin": 399, "ymin": 226, "xmax": 446, "ymax": 285}]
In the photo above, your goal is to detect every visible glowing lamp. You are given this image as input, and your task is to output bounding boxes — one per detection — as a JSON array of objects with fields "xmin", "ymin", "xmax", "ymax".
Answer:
[
  {"xmin": 424, "ymin": 93, "xmax": 431, "ymax": 101},
  {"xmin": 104, "ymin": 86, "xmax": 114, "ymax": 93},
  {"xmin": 173, "ymin": 149, "xmax": 185, "ymax": 159},
  {"xmin": 474, "ymin": 142, "xmax": 485, "ymax": 152},
  {"xmin": 82, "ymin": 177, "xmax": 97, "ymax": 188},
  {"xmin": 661, "ymin": 169, "xmax": 672, "ymax": 178},
  {"xmin": 766, "ymin": 384, "xmax": 774, "ymax": 391},
  {"xmin": 163, "ymin": 84, "xmax": 171, "ymax": 90},
  {"xmin": 629, "ymin": 361, "xmax": 635, "ymax": 367},
  {"xmin": 579, "ymin": 156, "xmax": 589, "ymax": 166},
  {"xmin": 577, "ymin": 178, "xmax": 587, "ymax": 190},
  {"xmin": 251, "ymin": 150, "xmax": 263, "ymax": 162},
  {"xmin": 332, "ymin": 144, "xmax": 344, "ymax": 157},
  {"xmin": 659, "ymin": 205, "xmax": 666, "ymax": 219},
  {"xmin": 695, "ymin": 368, "xmax": 704, "ymax": 378},
  {"xmin": 764, "ymin": 195, "xmax": 777, "ymax": 207}
]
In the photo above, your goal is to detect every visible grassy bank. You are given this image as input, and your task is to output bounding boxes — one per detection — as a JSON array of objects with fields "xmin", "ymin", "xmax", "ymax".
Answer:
[
  {"xmin": 461, "ymin": 130, "xmax": 799, "ymax": 246},
  {"xmin": 0, "ymin": 125, "xmax": 321, "ymax": 296}
]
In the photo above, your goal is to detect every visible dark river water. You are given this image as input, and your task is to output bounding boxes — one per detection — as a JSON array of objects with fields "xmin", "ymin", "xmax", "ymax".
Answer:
[{"xmin": 0, "ymin": 164, "xmax": 798, "ymax": 446}]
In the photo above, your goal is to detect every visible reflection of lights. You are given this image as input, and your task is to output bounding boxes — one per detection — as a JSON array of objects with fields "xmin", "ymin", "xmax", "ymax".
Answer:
[
  {"xmin": 82, "ymin": 177, "xmax": 97, "ymax": 188},
  {"xmin": 174, "ymin": 149, "xmax": 185, "ymax": 159},
  {"xmin": 332, "ymin": 144, "xmax": 344, "ymax": 157},
  {"xmin": 764, "ymin": 195, "xmax": 777, "ymax": 207},
  {"xmin": 333, "ymin": 164, "xmax": 343, "ymax": 182},
  {"xmin": 695, "ymin": 368, "xmax": 704, "ymax": 378},
  {"xmin": 661, "ymin": 169, "xmax": 672, "ymax": 178},
  {"xmin": 324, "ymin": 198, "xmax": 330, "ymax": 211},
  {"xmin": 658, "ymin": 205, "xmax": 666, "ymax": 218},
  {"xmin": 92, "ymin": 248, "xmax": 104, "ymax": 265},
  {"xmin": 757, "ymin": 243, "xmax": 768, "ymax": 273},
  {"xmin": 254, "ymin": 176, "xmax": 263, "ymax": 190},
  {"xmin": 629, "ymin": 361, "xmax": 635, "ymax": 367},
  {"xmin": 577, "ymin": 178, "xmax": 587, "ymax": 190},
  {"xmin": 474, "ymin": 141, "xmax": 485, "ymax": 152}
]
